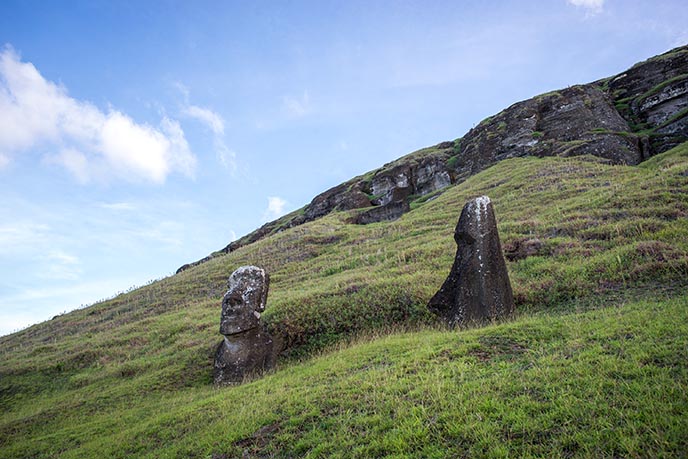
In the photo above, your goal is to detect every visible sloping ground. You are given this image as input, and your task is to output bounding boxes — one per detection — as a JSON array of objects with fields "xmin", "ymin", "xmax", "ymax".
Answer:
[
  {"xmin": 176, "ymin": 139, "xmax": 461, "ymax": 272},
  {"xmin": 1, "ymin": 295, "xmax": 686, "ymax": 458},
  {"xmin": 0, "ymin": 143, "xmax": 687, "ymax": 457}
]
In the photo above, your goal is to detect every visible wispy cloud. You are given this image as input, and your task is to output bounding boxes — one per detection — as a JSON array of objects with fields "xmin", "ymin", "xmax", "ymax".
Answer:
[
  {"xmin": 183, "ymin": 105, "xmax": 225, "ymax": 135},
  {"xmin": 99, "ymin": 202, "xmax": 138, "ymax": 211},
  {"xmin": 176, "ymin": 82, "xmax": 237, "ymax": 172},
  {"xmin": 0, "ymin": 222, "xmax": 80, "ymax": 280},
  {"xmin": 126, "ymin": 220, "xmax": 185, "ymax": 248},
  {"xmin": 262, "ymin": 196, "xmax": 288, "ymax": 222},
  {"xmin": 42, "ymin": 250, "xmax": 81, "ymax": 280},
  {"xmin": 213, "ymin": 139, "xmax": 237, "ymax": 172},
  {"xmin": 283, "ymin": 90, "xmax": 311, "ymax": 118},
  {"xmin": 567, "ymin": 0, "xmax": 604, "ymax": 15},
  {"xmin": 0, "ymin": 222, "xmax": 51, "ymax": 255},
  {"xmin": 0, "ymin": 45, "xmax": 196, "ymax": 183}
]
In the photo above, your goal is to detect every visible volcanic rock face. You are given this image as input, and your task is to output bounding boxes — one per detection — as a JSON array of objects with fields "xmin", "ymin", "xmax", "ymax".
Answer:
[
  {"xmin": 177, "ymin": 45, "xmax": 688, "ymax": 274},
  {"xmin": 605, "ymin": 46, "xmax": 688, "ymax": 155},
  {"xmin": 213, "ymin": 266, "xmax": 275, "ymax": 385},
  {"xmin": 428, "ymin": 196, "xmax": 514, "ymax": 327},
  {"xmin": 352, "ymin": 200, "xmax": 410, "ymax": 225},
  {"xmin": 457, "ymin": 85, "xmax": 642, "ymax": 170},
  {"xmin": 303, "ymin": 181, "xmax": 372, "ymax": 222}
]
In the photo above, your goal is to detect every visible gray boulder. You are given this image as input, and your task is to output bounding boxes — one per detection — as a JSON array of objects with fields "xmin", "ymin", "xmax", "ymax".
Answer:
[
  {"xmin": 428, "ymin": 196, "xmax": 514, "ymax": 327},
  {"xmin": 213, "ymin": 266, "xmax": 275, "ymax": 385}
]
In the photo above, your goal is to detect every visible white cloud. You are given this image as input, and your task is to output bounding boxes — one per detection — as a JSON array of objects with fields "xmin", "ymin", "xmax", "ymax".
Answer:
[
  {"xmin": 183, "ymin": 105, "xmax": 225, "ymax": 135},
  {"xmin": 52, "ymin": 148, "xmax": 90, "ymax": 183},
  {"xmin": 0, "ymin": 45, "xmax": 196, "ymax": 183},
  {"xmin": 0, "ymin": 223, "xmax": 79, "ymax": 280},
  {"xmin": 214, "ymin": 139, "xmax": 237, "ymax": 173},
  {"xmin": 283, "ymin": 90, "xmax": 311, "ymax": 118},
  {"xmin": 177, "ymin": 85, "xmax": 237, "ymax": 172},
  {"xmin": 262, "ymin": 196, "xmax": 288, "ymax": 222},
  {"xmin": 172, "ymin": 81, "xmax": 191, "ymax": 101},
  {"xmin": 567, "ymin": 0, "xmax": 604, "ymax": 14},
  {"xmin": 42, "ymin": 250, "xmax": 81, "ymax": 280},
  {"xmin": 0, "ymin": 153, "xmax": 9, "ymax": 168},
  {"xmin": 0, "ymin": 221, "xmax": 80, "ymax": 280}
]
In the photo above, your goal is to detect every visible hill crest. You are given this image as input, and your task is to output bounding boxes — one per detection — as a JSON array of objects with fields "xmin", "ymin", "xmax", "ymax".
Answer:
[{"xmin": 177, "ymin": 44, "xmax": 688, "ymax": 273}]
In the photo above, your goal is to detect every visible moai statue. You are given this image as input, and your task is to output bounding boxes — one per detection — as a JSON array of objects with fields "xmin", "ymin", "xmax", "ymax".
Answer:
[
  {"xmin": 213, "ymin": 266, "xmax": 275, "ymax": 385},
  {"xmin": 428, "ymin": 196, "xmax": 514, "ymax": 327}
]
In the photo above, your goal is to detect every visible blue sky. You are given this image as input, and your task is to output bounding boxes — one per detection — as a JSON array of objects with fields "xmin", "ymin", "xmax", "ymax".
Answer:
[{"xmin": 0, "ymin": 0, "xmax": 686, "ymax": 336}]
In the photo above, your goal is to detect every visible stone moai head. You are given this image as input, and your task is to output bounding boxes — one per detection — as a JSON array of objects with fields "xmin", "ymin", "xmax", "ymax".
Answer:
[
  {"xmin": 219, "ymin": 266, "xmax": 270, "ymax": 335},
  {"xmin": 428, "ymin": 195, "xmax": 514, "ymax": 327},
  {"xmin": 454, "ymin": 195, "xmax": 493, "ymax": 246}
]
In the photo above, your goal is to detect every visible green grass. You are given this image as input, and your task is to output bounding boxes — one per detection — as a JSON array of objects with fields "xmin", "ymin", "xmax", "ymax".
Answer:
[
  {"xmin": 1, "ymin": 142, "xmax": 688, "ymax": 457},
  {"xmin": 1, "ymin": 295, "xmax": 686, "ymax": 458}
]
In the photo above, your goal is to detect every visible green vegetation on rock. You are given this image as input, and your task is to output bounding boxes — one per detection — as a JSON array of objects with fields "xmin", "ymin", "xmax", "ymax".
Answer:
[{"xmin": 636, "ymin": 73, "xmax": 688, "ymax": 105}]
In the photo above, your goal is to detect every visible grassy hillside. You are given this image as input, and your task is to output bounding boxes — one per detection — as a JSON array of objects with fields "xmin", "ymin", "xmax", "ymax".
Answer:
[
  {"xmin": 1, "ymin": 297, "xmax": 686, "ymax": 458},
  {"xmin": 1, "ymin": 142, "xmax": 687, "ymax": 457}
]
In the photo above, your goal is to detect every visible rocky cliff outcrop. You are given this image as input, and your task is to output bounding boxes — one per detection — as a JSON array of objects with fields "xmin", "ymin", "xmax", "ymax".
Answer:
[
  {"xmin": 602, "ymin": 46, "xmax": 688, "ymax": 155},
  {"xmin": 454, "ymin": 85, "xmax": 642, "ymax": 169},
  {"xmin": 177, "ymin": 45, "xmax": 688, "ymax": 274}
]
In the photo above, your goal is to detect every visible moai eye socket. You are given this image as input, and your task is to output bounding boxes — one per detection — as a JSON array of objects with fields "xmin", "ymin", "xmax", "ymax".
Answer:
[{"xmin": 227, "ymin": 296, "xmax": 242, "ymax": 307}]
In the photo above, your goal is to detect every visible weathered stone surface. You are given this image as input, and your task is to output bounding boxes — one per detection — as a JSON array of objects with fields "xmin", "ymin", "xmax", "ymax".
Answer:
[
  {"xmin": 177, "ymin": 45, "xmax": 688, "ymax": 274},
  {"xmin": 214, "ymin": 266, "xmax": 275, "ymax": 385},
  {"xmin": 304, "ymin": 181, "xmax": 372, "ymax": 221},
  {"xmin": 370, "ymin": 164, "xmax": 412, "ymax": 206},
  {"xmin": 352, "ymin": 200, "xmax": 410, "ymax": 225},
  {"xmin": 607, "ymin": 47, "xmax": 688, "ymax": 100},
  {"xmin": 213, "ymin": 328, "xmax": 275, "ymax": 384},
  {"xmin": 219, "ymin": 266, "xmax": 269, "ymax": 335},
  {"xmin": 457, "ymin": 85, "xmax": 642, "ymax": 169},
  {"xmin": 605, "ymin": 46, "xmax": 688, "ymax": 154},
  {"xmin": 415, "ymin": 157, "xmax": 452, "ymax": 196},
  {"xmin": 428, "ymin": 196, "xmax": 514, "ymax": 327}
]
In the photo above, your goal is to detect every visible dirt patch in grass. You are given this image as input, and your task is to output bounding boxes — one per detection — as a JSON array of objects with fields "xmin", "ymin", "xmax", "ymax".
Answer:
[{"xmin": 469, "ymin": 335, "xmax": 528, "ymax": 362}]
